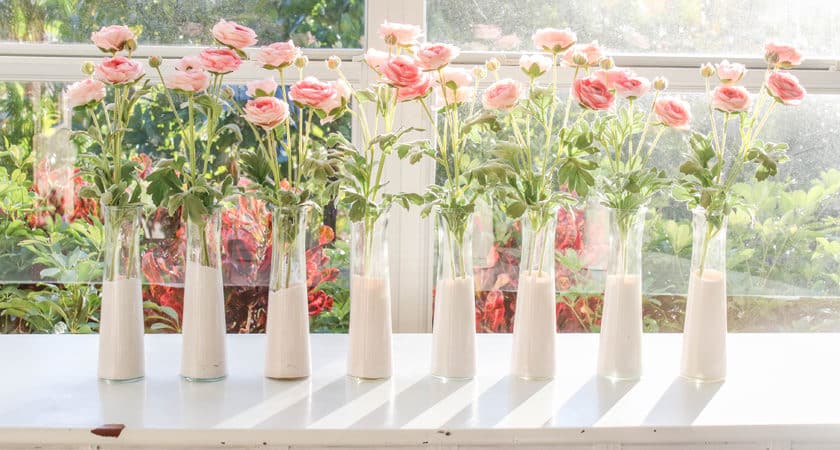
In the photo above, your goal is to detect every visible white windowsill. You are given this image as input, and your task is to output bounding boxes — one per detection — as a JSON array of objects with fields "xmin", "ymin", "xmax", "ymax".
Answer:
[{"xmin": 1, "ymin": 333, "xmax": 839, "ymax": 449}]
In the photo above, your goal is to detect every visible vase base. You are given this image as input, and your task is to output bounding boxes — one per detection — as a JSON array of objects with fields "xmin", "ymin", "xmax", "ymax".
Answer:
[
  {"xmin": 347, "ymin": 374, "xmax": 390, "ymax": 383},
  {"xmin": 181, "ymin": 374, "xmax": 226, "ymax": 383},
  {"xmin": 431, "ymin": 374, "xmax": 474, "ymax": 382},
  {"xmin": 98, "ymin": 375, "xmax": 144, "ymax": 384},
  {"xmin": 680, "ymin": 373, "xmax": 725, "ymax": 384},
  {"xmin": 513, "ymin": 374, "xmax": 554, "ymax": 381},
  {"xmin": 266, "ymin": 374, "xmax": 310, "ymax": 381},
  {"xmin": 598, "ymin": 372, "xmax": 641, "ymax": 382}
]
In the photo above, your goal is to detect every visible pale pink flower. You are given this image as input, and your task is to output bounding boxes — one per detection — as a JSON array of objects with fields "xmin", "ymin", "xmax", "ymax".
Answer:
[
  {"xmin": 438, "ymin": 67, "xmax": 474, "ymax": 88},
  {"xmin": 378, "ymin": 21, "xmax": 421, "ymax": 46},
  {"xmin": 198, "ymin": 48, "xmax": 241, "ymax": 74},
  {"xmin": 519, "ymin": 54, "xmax": 552, "ymax": 77},
  {"xmin": 363, "ymin": 48, "xmax": 389, "ymax": 72},
  {"xmin": 766, "ymin": 72, "xmax": 806, "ymax": 106},
  {"xmin": 318, "ymin": 79, "xmax": 352, "ymax": 115},
  {"xmin": 532, "ymin": 27, "xmax": 576, "ymax": 53},
  {"xmin": 165, "ymin": 69, "xmax": 210, "ymax": 93},
  {"xmin": 380, "ymin": 55, "xmax": 426, "ymax": 88},
  {"xmin": 94, "ymin": 55, "xmax": 144, "ymax": 85},
  {"xmin": 572, "ymin": 76, "xmax": 614, "ymax": 110},
  {"xmin": 434, "ymin": 85, "xmax": 474, "ymax": 109},
  {"xmin": 715, "ymin": 60, "xmax": 747, "ymax": 84},
  {"xmin": 244, "ymin": 96, "xmax": 289, "ymax": 130},
  {"xmin": 482, "ymin": 78, "xmax": 522, "ymax": 111},
  {"xmin": 212, "ymin": 19, "xmax": 258, "ymax": 50},
  {"xmin": 64, "ymin": 79, "xmax": 106, "ymax": 108},
  {"xmin": 289, "ymin": 76, "xmax": 338, "ymax": 109},
  {"xmin": 711, "ymin": 85, "xmax": 751, "ymax": 112},
  {"xmin": 255, "ymin": 41, "xmax": 300, "ymax": 69},
  {"xmin": 90, "ymin": 25, "xmax": 136, "ymax": 52},
  {"xmin": 614, "ymin": 74, "xmax": 651, "ymax": 99},
  {"xmin": 764, "ymin": 42, "xmax": 803, "ymax": 68},
  {"xmin": 416, "ymin": 43, "xmax": 460, "ymax": 70},
  {"xmin": 654, "ymin": 97, "xmax": 692, "ymax": 129},
  {"xmin": 175, "ymin": 56, "xmax": 202, "ymax": 71},
  {"xmin": 562, "ymin": 41, "xmax": 604, "ymax": 68},
  {"xmin": 246, "ymin": 77, "xmax": 278, "ymax": 97}
]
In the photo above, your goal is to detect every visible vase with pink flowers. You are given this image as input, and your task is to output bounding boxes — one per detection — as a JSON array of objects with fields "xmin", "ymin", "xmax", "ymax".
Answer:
[
  {"xmin": 676, "ymin": 43, "xmax": 806, "ymax": 382},
  {"xmin": 67, "ymin": 25, "xmax": 148, "ymax": 382},
  {"xmin": 146, "ymin": 19, "xmax": 258, "ymax": 381}
]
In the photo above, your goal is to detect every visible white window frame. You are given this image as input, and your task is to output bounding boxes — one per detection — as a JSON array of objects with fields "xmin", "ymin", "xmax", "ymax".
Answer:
[{"xmin": 0, "ymin": 0, "xmax": 838, "ymax": 332}]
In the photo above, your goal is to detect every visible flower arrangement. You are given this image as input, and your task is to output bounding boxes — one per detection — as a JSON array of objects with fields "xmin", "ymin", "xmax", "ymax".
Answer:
[{"xmin": 676, "ymin": 42, "xmax": 806, "ymax": 273}]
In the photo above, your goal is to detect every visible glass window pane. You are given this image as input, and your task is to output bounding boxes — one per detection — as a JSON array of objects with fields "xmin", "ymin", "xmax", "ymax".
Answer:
[
  {"xmin": 0, "ymin": 0, "xmax": 364, "ymax": 48},
  {"xmin": 427, "ymin": 0, "xmax": 840, "ymax": 57},
  {"xmin": 0, "ymin": 80, "xmax": 351, "ymax": 334},
  {"xmin": 468, "ymin": 93, "xmax": 840, "ymax": 333}
]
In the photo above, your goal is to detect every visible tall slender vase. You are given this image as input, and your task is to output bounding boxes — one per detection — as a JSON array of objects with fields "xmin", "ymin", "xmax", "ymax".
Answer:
[
  {"xmin": 347, "ymin": 211, "xmax": 393, "ymax": 380},
  {"xmin": 265, "ymin": 205, "xmax": 311, "ymax": 379},
  {"xmin": 681, "ymin": 207, "xmax": 728, "ymax": 382},
  {"xmin": 511, "ymin": 206, "xmax": 559, "ymax": 379},
  {"xmin": 431, "ymin": 207, "xmax": 476, "ymax": 380},
  {"xmin": 181, "ymin": 211, "xmax": 227, "ymax": 382},
  {"xmin": 597, "ymin": 206, "xmax": 646, "ymax": 380},
  {"xmin": 98, "ymin": 204, "xmax": 145, "ymax": 382}
]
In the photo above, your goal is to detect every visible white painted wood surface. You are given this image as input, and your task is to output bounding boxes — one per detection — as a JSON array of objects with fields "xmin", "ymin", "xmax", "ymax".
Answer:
[{"xmin": 0, "ymin": 333, "xmax": 839, "ymax": 449}]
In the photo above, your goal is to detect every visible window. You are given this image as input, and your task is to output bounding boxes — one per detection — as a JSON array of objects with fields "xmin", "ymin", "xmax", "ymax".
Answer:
[{"xmin": 0, "ymin": 0, "xmax": 838, "ymax": 336}]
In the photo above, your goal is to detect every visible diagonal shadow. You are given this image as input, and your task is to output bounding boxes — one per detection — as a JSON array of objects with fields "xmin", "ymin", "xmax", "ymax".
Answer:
[
  {"xmin": 547, "ymin": 376, "xmax": 637, "ymax": 427},
  {"xmin": 643, "ymin": 377, "xmax": 723, "ymax": 426},
  {"xmin": 350, "ymin": 376, "xmax": 467, "ymax": 428},
  {"xmin": 444, "ymin": 376, "xmax": 550, "ymax": 428}
]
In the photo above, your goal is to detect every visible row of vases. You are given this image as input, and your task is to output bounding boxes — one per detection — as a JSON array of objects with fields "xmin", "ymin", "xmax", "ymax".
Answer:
[{"xmin": 97, "ymin": 200, "xmax": 729, "ymax": 384}]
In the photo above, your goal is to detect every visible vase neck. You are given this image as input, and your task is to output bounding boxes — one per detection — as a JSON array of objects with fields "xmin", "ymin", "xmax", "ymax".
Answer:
[
  {"xmin": 436, "ymin": 209, "xmax": 475, "ymax": 281},
  {"xmin": 606, "ymin": 206, "xmax": 647, "ymax": 277},
  {"xmin": 350, "ymin": 212, "xmax": 390, "ymax": 279}
]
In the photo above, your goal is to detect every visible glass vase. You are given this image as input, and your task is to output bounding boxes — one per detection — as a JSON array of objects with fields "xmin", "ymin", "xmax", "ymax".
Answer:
[
  {"xmin": 265, "ymin": 205, "xmax": 311, "ymax": 379},
  {"xmin": 347, "ymin": 211, "xmax": 393, "ymax": 380},
  {"xmin": 681, "ymin": 207, "xmax": 728, "ymax": 382},
  {"xmin": 98, "ymin": 204, "xmax": 145, "ymax": 382},
  {"xmin": 181, "ymin": 210, "xmax": 227, "ymax": 382},
  {"xmin": 431, "ymin": 207, "xmax": 476, "ymax": 380},
  {"xmin": 597, "ymin": 206, "xmax": 646, "ymax": 380},
  {"xmin": 511, "ymin": 206, "xmax": 559, "ymax": 379}
]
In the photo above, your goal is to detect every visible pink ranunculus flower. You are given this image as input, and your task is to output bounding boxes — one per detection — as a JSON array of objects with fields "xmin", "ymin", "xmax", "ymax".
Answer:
[
  {"xmin": 416, "ymin": 43, "xmax": 460, "ymax": 70},
  {"xmin": 532, "ymin": 27, "xmax": 576, "ymax": 53},
  {"xmin": 255, "ymin": 41, "xmax": 300, "ymax": 69},
  {"xmin": 318, "ymin": 79, "xmax": 352, "ymax": 115},
  {"xmin": 764, "ymin": 42, "xmax": 803, "ymax": 68},
  {"xmin": 175, "ymin": 55, "xmax": 202, "ymax": 71},
  {"xmin": 212, "ymin": 19, "xmax": 258, "ymax": 50},
  {"xmin": 572, "ymin": 76, "xmax": 614, "ymax": 110},
  {"xmin": 434, "ymin": 85, "xmax": 474, "ymax": 109},
  {"xmin": 289, "ymin": 76, "xmax": 337, "ymax": 109},
  {"xmin": 519, "ymin": 54, "xmax": 552, "ymax": 77},
  {"xmin": 90, "ymin": 25, "xmax": 136, "ymax": 52},
  {"xmin": 244, "ymin": 96, "xmax": 289, "ymax": 130},
  {"xmin": 563, "ymin": 41, "xmax": 604, "ymax": 68},
  {"xmin": 94, "ymin": 55, "xmax": 144, "ymax": 85},
  {"xmin": 378, "ymin": 21, "xmax": 422, "ymax": 47},
  {"xmin": 614, "ymin": 74, "xmax": 651, "ymax": 99},
  {"xmin": 715, "ymin": 60, "xmax": 747, "ymax": 84},
  {"xmin": 363, "ymin": 48, "xmax": 389, "ymax": 72},
  {"xmin": 380, "ymin": 55, "xmax": 425, "ymax": 88},
  {"xmin": 246, "ymin": 77, "xmax": 278, "ymax": 97},
  {"xmin": 439, "ymin": 67, "xmax": 474, "ymax": 88},
  {"xmin": 64, "ymin": 79, "xmax": 106, "ymax": 108},
  {"xmin": 594, "ymin": 68, "xmax": 631, "ymax": 89},
  {"xmin": 482, "ymin": 78, "xmax": 522, "ymax": 111},
  {"xmin": 654, "ymin": 97, "xmax": 692, "ymax": 129},
  {"xmin": 711, "ymin": 85, "xmax": 752, "ymax": 113},
  {"xmin": 766, "ymin": 72, "xmax": 806, "ymax": 106},
  {"xmin": 198, "ymin": 48, "xmax": 242, "ymax": 74},
  {"xmin": 397, "ymin": 75, "xmax": 432, "ymax": 102},
  {"xmin": 165, "ymin": 69, "xmax": 210, "ymax": 93}
]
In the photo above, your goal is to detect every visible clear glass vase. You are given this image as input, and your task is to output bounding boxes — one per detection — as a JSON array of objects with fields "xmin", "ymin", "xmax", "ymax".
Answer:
[
  {"xmin": 681, "ymin": 207, "xmax": 728, "ymax": 382},
  {"xmin": 181, "ymin": 210, "xmax": 227, "ymax": 382},
  {"xmin": 265, "ymin": 205, "xmax": 311, "ymax": 379},
  {"xmin": 597, "ymin": 206, "xmax": 646, "ymax": 380},
  {"xmin": 511, "ymin": 206, "xmax": 559, "ymax": 379},
  {"xmin": 431, "ymin": 207, "xmax": 476, "ymax": 380},
  {"xmin": 98, "ymin": 204, "xmax": 145, "ymax": 382},
  {"xmin": 347, "ymin": 211, "xmax": 393, "ymax": 380}
]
